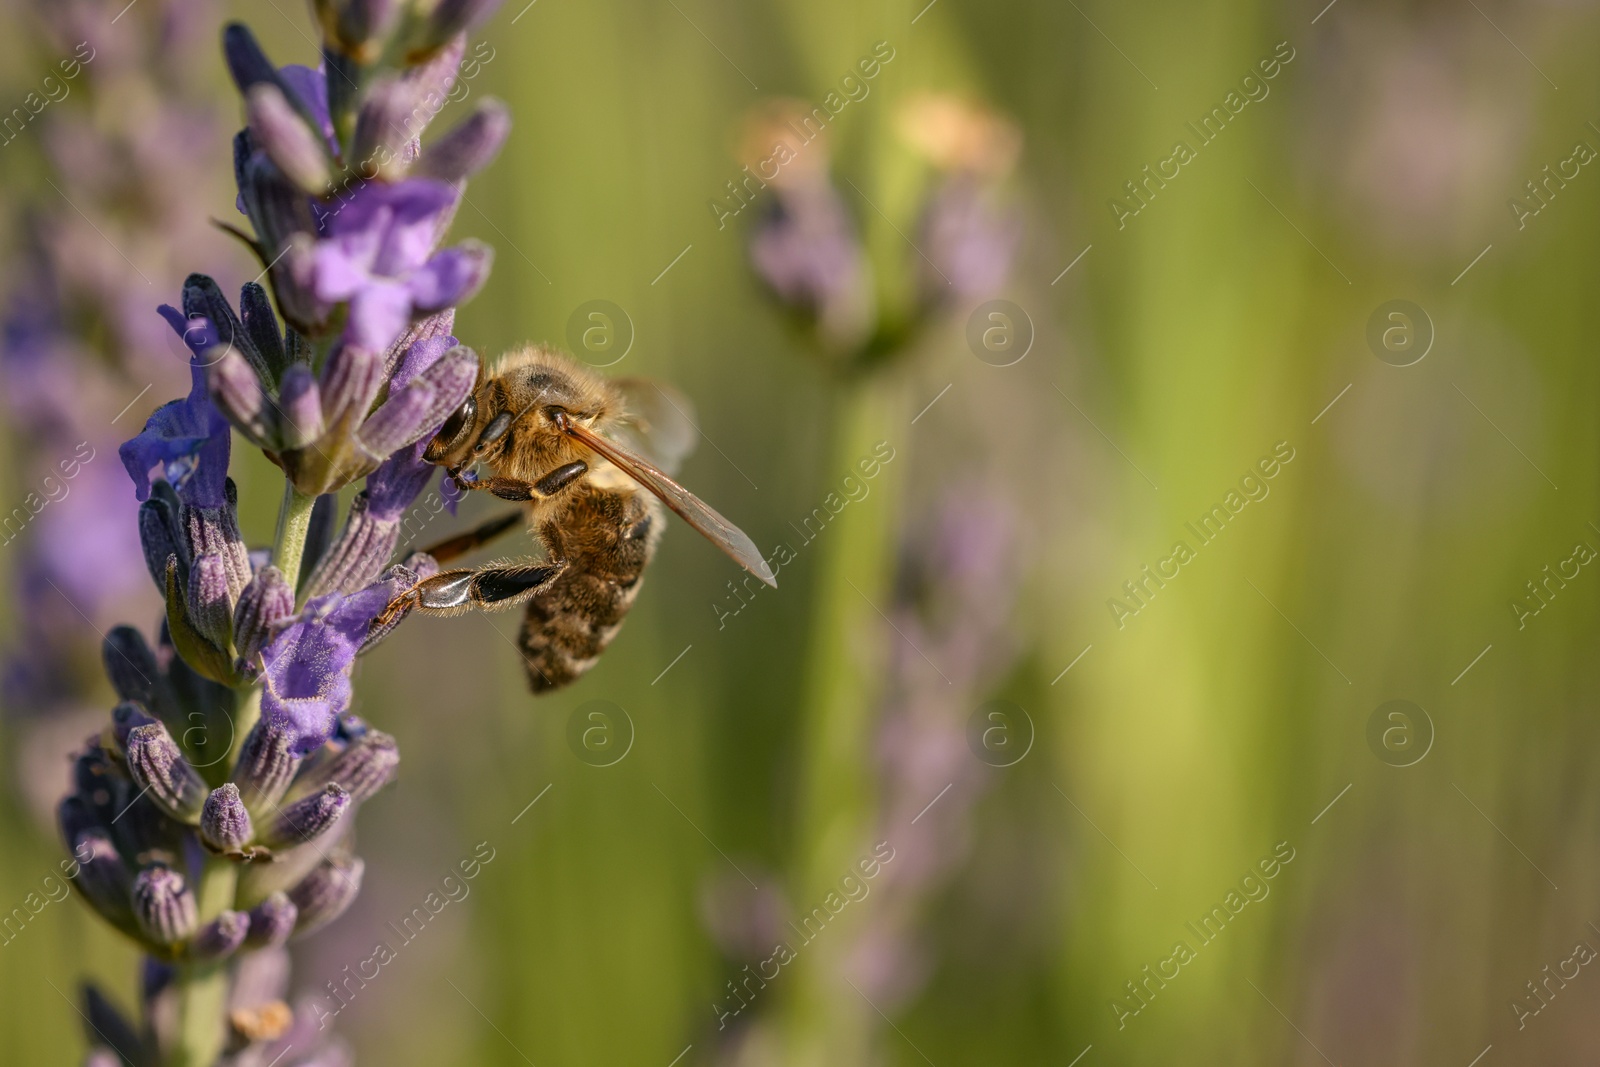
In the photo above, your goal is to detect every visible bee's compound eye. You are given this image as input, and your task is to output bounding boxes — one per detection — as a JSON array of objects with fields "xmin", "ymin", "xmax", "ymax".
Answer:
[{"xmin": 426, "ymin": 394, "xmax": 476, "ymax": 463}]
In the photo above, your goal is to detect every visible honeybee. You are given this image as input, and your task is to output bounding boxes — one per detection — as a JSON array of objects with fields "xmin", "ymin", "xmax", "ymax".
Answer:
[{"xmin": 380, "ymin": 344, "xmax": 775, "ymax": 692}]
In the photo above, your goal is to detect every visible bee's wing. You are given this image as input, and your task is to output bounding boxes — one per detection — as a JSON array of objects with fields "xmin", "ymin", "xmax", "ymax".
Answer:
[
  {"xmin": 560, "ymin": 416, "xmax": 776, "ymax": 588},
  {"xmin": 611, "ymin": 379, "xmax": 698, "ymax": 476}
]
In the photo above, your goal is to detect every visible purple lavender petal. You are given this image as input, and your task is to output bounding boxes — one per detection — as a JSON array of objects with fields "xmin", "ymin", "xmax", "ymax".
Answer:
[
  {"xmin": 277, "ymin": 64, "xmax": 335, "ymax": 149},
  {"xmin": 119, "ymin": 320, "xmax": 231, "ymax": 508},
  {"xmin": 257, "ymin": 573, "xmax": 408, "ymax": 754},
  {"xmin": 343, "ymin": 278, "xmax": 416, "ymax": 353},
  {"xmin": 408, "ymin": 241, "xmax": 492, "ymax": 311}
]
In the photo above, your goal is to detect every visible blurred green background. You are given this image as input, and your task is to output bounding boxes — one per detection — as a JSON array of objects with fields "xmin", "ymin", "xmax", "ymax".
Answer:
[{"xmin": 5, "ymin": 0, "xmax": 1600, "ymax": 1063}]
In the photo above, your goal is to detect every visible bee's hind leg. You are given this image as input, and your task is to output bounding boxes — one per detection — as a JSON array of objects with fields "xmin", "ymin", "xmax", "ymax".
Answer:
[{"xmin": 376, "ymin": 560, "xmax": 567, "ymax": 627}]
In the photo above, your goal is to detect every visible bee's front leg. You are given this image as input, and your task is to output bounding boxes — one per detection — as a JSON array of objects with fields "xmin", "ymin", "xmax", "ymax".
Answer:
[
  {"xmin": 450, "ymin": 460, "xmax": 589, "ymax": 502},
  {"xmin": 376, "ymin": 559, "xmax": 568, "ymax": 627}
]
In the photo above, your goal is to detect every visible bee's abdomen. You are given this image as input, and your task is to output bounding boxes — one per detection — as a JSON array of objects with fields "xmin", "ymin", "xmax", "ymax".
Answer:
[{"xmin": 517, "ymin": 486, "xmax": 658, "ymax": 693}]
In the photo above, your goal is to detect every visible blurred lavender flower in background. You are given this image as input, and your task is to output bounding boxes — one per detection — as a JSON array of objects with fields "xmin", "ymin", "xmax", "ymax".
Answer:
[
  {"xmin": 744, "ymin": 92, "xmax": 1023, "ymax": 374},
  {"xmin": 846, "ymin": 490, "xmax": 1022, "ymax": 1008},
  {"xmin": 0, "ymin": 0, "xmax": 239, "ymax": 828}
]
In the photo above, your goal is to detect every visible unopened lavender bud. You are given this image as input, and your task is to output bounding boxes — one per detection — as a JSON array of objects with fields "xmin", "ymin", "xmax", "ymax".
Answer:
[
  {"xmin": 201, "ymin": 784, "xmax": 255, "ymax": 853},
  {"xmin": 244, "ymin": 891, "xmax": 299, "ymax": 948},
  {"xmin": 410, "ymin": 4, "xmax": 497, "ymax": 59},
  {"xmin": 183, "ymin": 479, "xmax": 252, "ymax": 603},
  {"xmin": 222, "ymin": 23, "xmax": 279, "ymax": 95},
  {"xmin": 138, "ymin": 499, "xmax": 183, "ymax": 590},
  {"xmin": 58, "ymin": 796, "xmax": 98, "ymax": 851},
  {"xmin": 289, "ymin": 855, "xmax": 364, "ymax": 937},
  {"xmin": 318, "ymin": 342, "xmax": 385, "ymax": 431},
  {"xmin": 415, "ymin": 99, "xmax": 512, "ymax": 183},
  {"xmin": 207, "ymin": 349, "xmax": 277, "ymax": 447},
  {"xmin": 316, "ymin": 0, "xmax": 401, "ymax": 61},
  {"xmin": 125, "ymin": 723, "xmax": 206, "ymax": 822},
  {"xmin": 186, "ymin": 553, "xmax": 235, "ymax": 651},
  {"xmin": 353, "ymin": 74, "xmax": 428, "ymax": 179},
  {"xmin": 239, "ymin": 281, "xmax": 288, "ymax": 384},
  {"xmin": 299, "ymin": 729, "xmax": 399, "ymax": 803},
  {"xmin": 302, "ymin": 494, "xmax": 394, "ymax": 600},
  {"xmin": 358, "ymin": 343, "xmax": 477, "ymax": 456},
  {"xmin": 131, "ymin": 867, "xmax": 198, "ymax": 945},
  {"xmin": 277, "ymin": 363, "xmax": 325, "ymax": 449},
  {"xmin": 248, "ymin": 84, "xmax": 334, "ymax": 195},
  {"xmin": 103, "ymin": 627, "xmax": 158, "ymax": 704},
  {"xmin": 110, "ymin": 702, "xmax": 157, "ymax": 750},
  {"xmin": 181, "ymin": 273, "xmax": 264, "ymax": 377},
  {"xmin": 357, "ymin": 376, "xmax": 437, "ymax": 458},
  {"xmin": 82, "ymin": 985, "xmax": 141, "ymax": 1064},
  {"xmin": 164, "ymin": 557, "xmax": 234, "ymax": 686},
  {"xmin": 232, "ymin": 718, "xmax": 302, "ymax": 813},
  {"xmin": 262, "ymin": 784, "xmax": 350, "ymax": 848},
  {"xmin": 71, "ymin": 831, "xmax": 135, "ymax": 931},
  {"xmin": 190, "ymin": 910, "xmax": 250, "ymax": 962},
  {"xmin": 359, "ymin": 559, "xmax": 435, "ymax": 650},
  {"xmin": 233, "ymin": 565, "xmax": 295, "ymax": 674}
]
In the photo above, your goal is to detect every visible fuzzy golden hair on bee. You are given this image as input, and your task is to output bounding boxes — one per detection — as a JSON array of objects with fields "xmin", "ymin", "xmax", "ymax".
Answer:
[{"xmin": 383, "ymin": 343, "xmax": 773, "ymax": 693}]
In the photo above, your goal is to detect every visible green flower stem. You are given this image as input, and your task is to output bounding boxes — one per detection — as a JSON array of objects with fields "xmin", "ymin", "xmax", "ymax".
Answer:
[
  {"xmin": 224, "ymin": 685, "xmax": 263, "ymax": 777},
  {"xmin": 168, "ymin": 858, "xmax": 238, "ymax": 1067},
  {"xmin": 778, "ymin": 376, "xmax": 909, "ymax": 1066},
  {"xmin": 272, "ymin": 481, "xmax": 318, "ymax": 599}
]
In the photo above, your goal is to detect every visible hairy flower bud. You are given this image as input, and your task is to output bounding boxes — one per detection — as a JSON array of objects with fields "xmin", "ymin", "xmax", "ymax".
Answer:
[
  {"xmin": 138, "ymin": 495, "xmax": 185, "ymax": 592},
  {"xmin": 414, "ymin": 98, "xmax": 512, "ymax": 184},
  {"xmin": 207, "ymin": 350, "xmax": 278, "ymax": 448},
  {"xmin": 103, "ymin": 626, "xmax": 159, "ymax": 705},
  {"xmin": 244, "ymin": 892, "xmax": 299, "ymax": 949},
  {"xmin": 289, "ymin": 854, "xmax": 364, "ymax": 937},
  {"xmin": 247, "ymin": 83, "xmax": 334, "ymax": 195},
  {"xmin": 232, "ymin": 718, "xmax": 303, "ymax": 814},
  {"xmin": 233, "ymin": 565, "xmax": 296, "ymax": 675},
  {"xmin": 110, "ymin": 701, "xmax": 158, "ymax": 751},
  {"xmin": 201, "ymin": 784, "xmax": 255, "ymax": 853},
  {"xmin": 186, "ymin": 553, "xmax": 235, "ymax": 651},
  {"xmin": 71, "ymin": 832, "xmax": 135, "ymax": 933},
  {"xmin": 191, "ymin": 910, "xmax": 250, "ymax": 962},
  {"xmin": 261, "ymin": 784, "xmax": 350, "ymax": 849},
  {"xmin": 277, "ymin": 363, "xmax": 326, "ymax": 450},
  {"xmin": 239, "ymin": 281, "xmax": 289, "ymax": 385},
  {"xmin": 131, "ymin": 867, "xmax": 198, "ymax": 945},
  {"xmin": 296, "ymin": 728, "xmax": 400, "ymax": 803},
  {"xmin": 125, "ymin": 723, "xmax": 206, "ymax": 823}
]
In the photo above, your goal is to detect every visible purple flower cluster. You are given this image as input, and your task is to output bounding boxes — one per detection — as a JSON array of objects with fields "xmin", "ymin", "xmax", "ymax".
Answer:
[
  {"xmin": 744, "ymin": 93, "xmax": 1024, "ymax": 371},
  {"xmin": 52, "ymin": 1, "xmax": 510, "ymax": 1063}
]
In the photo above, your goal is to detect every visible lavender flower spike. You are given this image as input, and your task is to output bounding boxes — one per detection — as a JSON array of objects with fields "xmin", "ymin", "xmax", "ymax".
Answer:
[{"xmin": 55, "ymin": 0, "xmax": 510, "ymax": 1057}]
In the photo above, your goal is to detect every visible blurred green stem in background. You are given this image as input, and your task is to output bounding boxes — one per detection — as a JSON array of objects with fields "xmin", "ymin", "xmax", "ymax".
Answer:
[{"xmin": 777, "ymin": 376, "xmax": 908, "ymax": 1065}]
